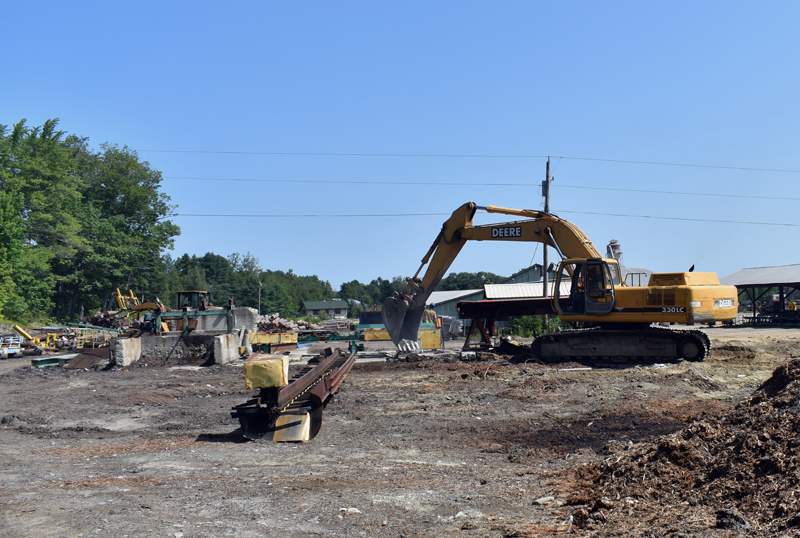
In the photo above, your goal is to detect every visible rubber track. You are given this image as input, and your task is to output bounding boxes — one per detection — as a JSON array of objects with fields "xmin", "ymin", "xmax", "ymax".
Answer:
[{"xmin": 532, "ymin": 326, "xmax": 711, "ymax": 365}]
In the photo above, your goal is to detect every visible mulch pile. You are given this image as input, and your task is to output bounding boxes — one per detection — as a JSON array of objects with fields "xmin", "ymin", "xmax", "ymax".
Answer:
[{"xmin": 568, "ymin": 358, "xmax": 800, "ymax": 536}]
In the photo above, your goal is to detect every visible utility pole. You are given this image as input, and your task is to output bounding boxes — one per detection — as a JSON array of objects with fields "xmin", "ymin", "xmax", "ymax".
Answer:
[
  {"xmin": 258, "ymin": 281, "xmax": 262, "ymax": 316},
  {"xmin": 542, "ymin": 157, "xmax": 551, "ymax": 298},
  {"xmin": 541, "ymin": 157, "xmax": 552, "ymax": 334}
]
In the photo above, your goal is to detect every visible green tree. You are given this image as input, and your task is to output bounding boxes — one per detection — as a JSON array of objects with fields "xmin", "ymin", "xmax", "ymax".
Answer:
[
  {"xmin": 437, "ymin": 271, "xmax": 506, "ymax": 291},
  {"xmin": 0, "ymin": 184, "xmax": 25, "ymax": 318},
  {"xmin": 200, "ymin": 253, "xmax": 235, "ymax": 303},
  {"xmin": 0, "ymin": 119, "xmax": 180, "ymax": 320},
  {"xmin": 0, "ymin": 119, "xmax": 76, "ymax": 320},
  {"xmin": 54, "ymin": 143, "xmax": 179, "ymax": 316}
]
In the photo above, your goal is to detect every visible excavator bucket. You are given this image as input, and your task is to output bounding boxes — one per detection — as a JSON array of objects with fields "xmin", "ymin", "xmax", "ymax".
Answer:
[
  {"xmin": 382, "ymin": 294, "xmax": 425, "ymax": 347},
  {"xmin": 382, "ymin": 295, "xmax": 408, "ymax": 346}
]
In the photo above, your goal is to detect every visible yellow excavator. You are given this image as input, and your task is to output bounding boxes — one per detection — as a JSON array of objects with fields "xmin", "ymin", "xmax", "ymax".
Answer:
[{"xmin": 383, "ymin": 202, "xmax": 738, "ymax": 362}]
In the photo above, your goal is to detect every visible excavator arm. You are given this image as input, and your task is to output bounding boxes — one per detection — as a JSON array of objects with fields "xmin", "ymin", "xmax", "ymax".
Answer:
[{"xmin": 382, "ymin": 202, "xmax": 607, "ymax": 346}]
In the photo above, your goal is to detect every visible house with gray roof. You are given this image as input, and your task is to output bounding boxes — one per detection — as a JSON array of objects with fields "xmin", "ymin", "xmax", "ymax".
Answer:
[{"xmin": 301, "ymin": 300, "xmax": 349, "ymax": 319}]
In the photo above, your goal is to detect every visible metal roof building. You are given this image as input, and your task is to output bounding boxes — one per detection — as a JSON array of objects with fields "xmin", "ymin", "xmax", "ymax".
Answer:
[
  {"xmin": 721, "ymin": 265, "xmax": 800, "ymax": 287},
  {"xmin": 484, "ymin": 281, "xmax": 571, "ymax": 299},
  {"xmin": 720, "ymin": 264, "xmax": 800, "ymax": 325},
  {"xmin": 427, "ymin": 289, "xmax": 483, "ymax": 319}
]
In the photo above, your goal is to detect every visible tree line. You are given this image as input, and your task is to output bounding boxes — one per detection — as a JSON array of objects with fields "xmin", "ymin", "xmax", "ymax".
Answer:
[
  {"xmin": 1, "ymin": 119, "xmax": 509, "ymax": 323},
  {"xmin": 0, "ymin": 119, "xmax": 178, "ymax": 322}
]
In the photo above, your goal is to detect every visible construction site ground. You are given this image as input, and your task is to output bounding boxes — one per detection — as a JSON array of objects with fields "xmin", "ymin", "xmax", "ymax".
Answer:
[{"xmin": 1, "ymin": 325, "xmax": 799, "ymax": 537}]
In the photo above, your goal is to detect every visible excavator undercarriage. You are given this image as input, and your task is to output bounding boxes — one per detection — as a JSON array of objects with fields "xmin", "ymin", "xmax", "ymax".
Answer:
[{"xmin": 532, "ymin": 326, "xmax": 711, "ymax": 363}]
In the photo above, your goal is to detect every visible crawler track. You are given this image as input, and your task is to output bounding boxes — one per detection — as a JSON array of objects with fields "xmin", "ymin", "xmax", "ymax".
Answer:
[{"xmin": 532, "ymin": 327, "xmax": 711, "ymax": 364}]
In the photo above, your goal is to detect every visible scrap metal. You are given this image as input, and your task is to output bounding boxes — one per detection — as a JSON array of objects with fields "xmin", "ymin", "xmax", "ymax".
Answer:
[{"xmin": 231, "ymin": 347, "xmax": 356, "ymax": 442}]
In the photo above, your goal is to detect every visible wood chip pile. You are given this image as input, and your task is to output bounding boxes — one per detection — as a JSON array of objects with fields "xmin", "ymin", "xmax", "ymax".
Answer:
[{"xmin": 571, "ymin": 358, "xmax": 800, "ymax": 535}]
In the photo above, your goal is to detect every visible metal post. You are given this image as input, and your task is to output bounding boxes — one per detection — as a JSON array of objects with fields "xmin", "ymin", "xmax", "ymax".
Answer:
[
  {"xmin": 542, "ymin": 157, "xmax": 551, "ymax": 298},
  {"xmin": 258, "ymin": 281, "xmax": 262, "ymax": 316},
  {"xmin": 542, "ymin": 158, "xmax": 552, "ymax": 333}
]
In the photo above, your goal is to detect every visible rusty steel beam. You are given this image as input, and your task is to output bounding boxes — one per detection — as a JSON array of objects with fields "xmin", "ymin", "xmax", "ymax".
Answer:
[
  {"xmin": 274, "ymin": 348, "xmax": 340, "ymax": 410},
  {"xmin": 309, "ymin": 350, "xmax": 356, "ymax": 406}
]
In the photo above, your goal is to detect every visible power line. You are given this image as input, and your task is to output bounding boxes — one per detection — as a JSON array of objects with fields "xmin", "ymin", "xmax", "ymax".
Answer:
[
  {"xmin": 560, "ymin": 155, "xmax": 800, "ymax": 174},
  {"xmin": 140, "ymin": 149, "xmax": 800, "ymax": 173},
  {"xmin": 553, "ymin": 184, "xmax": 800, "ymax": 202},
  {"xmin": 172, "ymin": 211, "xmax": 800, "ymax": 227},
  {"xmin": 143, "ymin": 150, "xmax": 548, "ymax": 158},
  {"xmin": 552, "ymin": 210, "xmax": 800, "ymax": 228},
  {"xmin": 174, "ymin": 212, "xmax": 451, "ymax": 218},
  {"xmin": 164, "ymin": 175, "xmax": 533, "ymax": 186},
  {"xmin": 162, "ymin": 176, "xmax": 800, "ymax": 202}
]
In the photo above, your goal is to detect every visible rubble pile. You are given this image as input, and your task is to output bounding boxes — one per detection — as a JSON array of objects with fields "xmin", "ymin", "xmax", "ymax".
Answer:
[
  {"xmin": 87, "ymin": 311, "xmax": 129, "ymax": 329},
  {"xmin": 256, "ymin": 313, "xmax": 320, "ymax": 333},
  {"xmin": 317, "ymin": 318, "xmax": 353, "ymax": 331},
  {"xmin": 576, "ymin": 358, "xmax": 800, "ymax": 535}
]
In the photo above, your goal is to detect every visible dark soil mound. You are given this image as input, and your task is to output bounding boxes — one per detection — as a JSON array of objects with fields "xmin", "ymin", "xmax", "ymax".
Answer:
[{"xmin": 572, "ymin": 358, "xmax": 800, "ymax": 536}]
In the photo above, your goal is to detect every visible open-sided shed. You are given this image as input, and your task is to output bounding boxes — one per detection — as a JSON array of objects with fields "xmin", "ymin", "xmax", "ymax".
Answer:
[{"xmin": 720, "ymin": 264, "xmax": 800, "ymax": 325}]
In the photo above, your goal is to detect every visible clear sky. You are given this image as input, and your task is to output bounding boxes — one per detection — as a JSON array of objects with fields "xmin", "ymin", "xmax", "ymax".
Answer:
[{"xmin": 5, "ymin": 2, "xmax": 799, "ymax": 289}]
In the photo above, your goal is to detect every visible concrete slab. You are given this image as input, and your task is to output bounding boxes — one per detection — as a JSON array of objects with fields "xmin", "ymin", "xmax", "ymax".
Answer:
[
  {"xmin": 213, "ymin": 333, "xmax": 239, "ymax": 364},
  {"xmin": 111, "ymin": 338, "xmax": 141, "ymax": 367}
]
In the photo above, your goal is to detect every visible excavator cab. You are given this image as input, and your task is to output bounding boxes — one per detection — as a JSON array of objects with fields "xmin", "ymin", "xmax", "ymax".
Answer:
[
  {"xmin": 176, "ymin": 290, "xmax": 211, "ymax": 311},
  {"xmin": 556, "ymin": 258, "xmax": 617, "ymax": 316}
]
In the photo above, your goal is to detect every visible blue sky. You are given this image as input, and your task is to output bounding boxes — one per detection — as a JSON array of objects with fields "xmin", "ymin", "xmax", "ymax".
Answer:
[{"xmin": 4, "ymin": 2, "xmax": 799, "ymax": 288}]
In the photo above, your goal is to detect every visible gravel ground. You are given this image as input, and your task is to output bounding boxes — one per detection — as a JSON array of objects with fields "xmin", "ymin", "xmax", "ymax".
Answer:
[{"xmin": 0, "ymin": 326, "xmax": 797, "ymax": 537}]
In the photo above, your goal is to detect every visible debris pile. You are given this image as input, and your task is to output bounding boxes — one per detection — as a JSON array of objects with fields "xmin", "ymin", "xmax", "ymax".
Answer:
[
  {"xmin": 317, "ymin": 318, "xmax": 353, "ymax": 331},
  {"xmin": 573, "ymin": 358, "xmax": 800, "ymax": 535},
  {"xmin": 256, "ymin": 313, "xmax": 319, "ymax": 333},
  {"xmin": 87, "ymin": 311, "xmax": 129, "ymax": 329}
]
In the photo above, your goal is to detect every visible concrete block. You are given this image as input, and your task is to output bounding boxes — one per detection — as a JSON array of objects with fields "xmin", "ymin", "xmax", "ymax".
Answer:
[
  {"xmin": 234, "ymin": 307, "xmax": 259, "ymax": 332},
  {"xmin": 241, "ymin": 328, "xmax": 253, "ymax": 357},
  {"xmin": 213, "ymin": 333, "xmax": 239, "ymax": 364},
  {"xmin": 139, "ymin": 333, "xmax": 214, "ymax": 363},
  {"xmin": 111, "ymin": 337, "xmax": 141, "ymax": 367},
  {"xmin": 195, "ymin": 311, "xmax": 230, "ymax": 332}
]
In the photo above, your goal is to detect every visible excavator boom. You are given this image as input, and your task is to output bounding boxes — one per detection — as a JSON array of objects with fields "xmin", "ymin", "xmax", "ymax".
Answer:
[{"xmin": 382, "ymin": 202, "xmax": 610, "ymax": 347}]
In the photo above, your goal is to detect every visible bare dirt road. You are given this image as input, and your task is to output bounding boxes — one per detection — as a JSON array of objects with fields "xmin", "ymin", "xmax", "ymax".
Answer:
[{"xmin": 1, "ymin": 326, "xmax": 798, "ymax": 537}]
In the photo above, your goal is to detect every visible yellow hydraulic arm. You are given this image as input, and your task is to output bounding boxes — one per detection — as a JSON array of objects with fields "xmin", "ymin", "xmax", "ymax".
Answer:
[{"xmin": 383, "ymin": 202, "xmax": 612, "ymax": 345}]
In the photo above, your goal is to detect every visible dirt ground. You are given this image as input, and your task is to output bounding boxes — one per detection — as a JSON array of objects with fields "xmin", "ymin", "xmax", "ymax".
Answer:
[{"xmin": 1, "ymin": 326, "xmax": 798, "ymax": 538}]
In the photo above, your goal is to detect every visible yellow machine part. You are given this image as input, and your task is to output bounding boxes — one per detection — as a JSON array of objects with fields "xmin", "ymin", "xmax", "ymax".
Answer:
[
  {"xmin": 272, "ymin": 412, "xmax": 311, "ymax": 442},
  {"xmin": 555, "ymin": 260, "xmax": 738, "ymax": 325},
  {"xmin": 558, "ymin": 283, "xmax": 738, "ymax": 324},
  {"xmin": 116, "ymin": 288, "xmax": 141, "ymax": 310},
  {"xmin": 243, "ymin": 354, "xmax": 290, "ymax": 389},
  {"xmin": 249, "ymin": 332, "xmax": 298, "ymax": 345},
  {"xmin": 363, "ymin": 327, "xmax": 442, "ymax": 349},
  {"xmin": 12, "ymin": 325, "xmax": 34, "ymax": 341}
]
